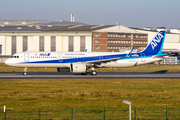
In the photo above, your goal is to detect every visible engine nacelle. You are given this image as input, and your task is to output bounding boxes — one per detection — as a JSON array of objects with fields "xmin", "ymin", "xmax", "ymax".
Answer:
[{"xmin": 70, "ymin": 63, "xmax": 86, "ymax": 73}]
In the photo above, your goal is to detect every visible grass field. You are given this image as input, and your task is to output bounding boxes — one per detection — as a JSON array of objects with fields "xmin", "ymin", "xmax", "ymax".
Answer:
[
  {"xmin": 1, "ymin": 78, "xmax": 180, "ymax": 109},
  {"xmin": 0, "ymin": 63, "xmax": 180, "ymax": 72},
  {"xmin": 1, "ymin": 64, "xmax": 180, "ymax": 119},
  {"xmin": 1, "ymin": 78, "xmax": 180, "ymax": 119},
  {"xmin": 0, "ymin": 79, "xmax": 180, "ymax": 120}
]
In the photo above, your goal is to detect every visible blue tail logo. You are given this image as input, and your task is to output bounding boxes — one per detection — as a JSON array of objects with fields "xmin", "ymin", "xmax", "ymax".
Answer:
[
  {"xmin": 151, "ymin": 32, "xmax": 164, "ymax": 50},
  {"xmin": 141, "ymin": 30, "xmax": 166, "ymax": 55}
]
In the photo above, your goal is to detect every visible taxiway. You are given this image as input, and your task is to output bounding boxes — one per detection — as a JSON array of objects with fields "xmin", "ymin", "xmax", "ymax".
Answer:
[{"xmin": 0, "ymin": 72, "xmax": 179, "ymax": 79}]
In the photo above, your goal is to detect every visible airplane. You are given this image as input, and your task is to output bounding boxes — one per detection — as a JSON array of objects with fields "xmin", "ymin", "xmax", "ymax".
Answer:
[{"xmin": 5, "ymin": 30, "xmax": 167, "ymax": 76}]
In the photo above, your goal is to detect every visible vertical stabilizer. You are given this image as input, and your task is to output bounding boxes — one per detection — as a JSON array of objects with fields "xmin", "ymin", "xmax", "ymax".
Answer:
[{"xmin": 141, "ymin": 30, "xmax": 166, "ymax": 55}]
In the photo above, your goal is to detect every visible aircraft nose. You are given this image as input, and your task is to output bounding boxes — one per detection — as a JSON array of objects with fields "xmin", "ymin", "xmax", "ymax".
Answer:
[{"xmin": 5, "ymin": 59, "xmax": 11, "ymax": 66}]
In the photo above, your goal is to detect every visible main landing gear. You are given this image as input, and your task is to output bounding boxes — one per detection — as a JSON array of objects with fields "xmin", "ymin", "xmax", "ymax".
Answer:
[
  {"xmin": 81, "ymin": 67, "xmax": 97, "ymax": 75},
  {"xmin": 23, "ymin": 67, "xmax": 27, "ymax": 76},
  {"xmin": 81, "ymin": 70, "xmax": 97, "ymax": 75},
  {"xmin": 91, "ymin": 70, "xmax": 97, "ymax": 75},
  {"xmin": 90, "ymin": 67, "xmax": 97, "ymax": 75}
]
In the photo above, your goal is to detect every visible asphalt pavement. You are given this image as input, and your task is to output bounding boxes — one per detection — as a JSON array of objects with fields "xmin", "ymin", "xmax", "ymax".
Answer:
[{"xmin": 0, "ymin": 72, "xmax": 179, "ymax": 79}]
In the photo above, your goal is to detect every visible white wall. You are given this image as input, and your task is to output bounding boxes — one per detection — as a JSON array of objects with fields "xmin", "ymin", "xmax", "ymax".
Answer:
[
  {"xmin": 74, "ymin": 36, "xmax": 80, "ymax": 52},
  {"xmin": 94, "ymin": 25, "xmax": 137, "ymax": 33},
  {"xmin": 31, "ymin": 36, "xmax": 39, "ymax": 51},
  {"xmin": 136, "ymin": 30, "xmax": 180, "ymax": 50},
  {"xmin": 86, "ymin": 36, "xmax": 92, "ymax": 52},
  {"xmin": 44, "ymin": 36, "xmax": 50, "ymax": 51},
  {"xmin": 164, "ymin": 43, "xmax": 180, "ymax": 49},
  {"xmin": 56, "ymin": 36, "xmax": 62, "ymax": 51},
  {"xmin": 17, "ymin": 36, "xmax": 22, "ymax": 53},
  {"xmin": 28, "ymin": 36, "xmax": 33, "ymax": 51},
  {"xmin": 62, "ymin": 36, "xmax": 68, "ymax": 52},
  {"xmin": 6, "ymin": 36, "xmax": 11, "ymax": 55},
  {"xmin": 0, "ymin": 31, "xmax": 93, "ymax": 55}
]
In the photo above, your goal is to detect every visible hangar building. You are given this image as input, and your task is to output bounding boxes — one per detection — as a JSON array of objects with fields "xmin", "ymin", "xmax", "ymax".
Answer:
[{"xmin": 0, "ymin": 20, "xmax": 179, "ymax": 64}]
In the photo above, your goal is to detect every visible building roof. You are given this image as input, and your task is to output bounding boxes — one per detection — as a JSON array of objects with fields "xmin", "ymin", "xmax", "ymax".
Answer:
[
  {"xmin": 0, "ymin": 20, "xmax": 87, "ymax": 26},
  {"xmin": 0, "ymin": 22, "xmax": 114, "ymax": 32},
  {"xmin": 45, "ymin": 25, "xmax": 114, "ymax": 31}
]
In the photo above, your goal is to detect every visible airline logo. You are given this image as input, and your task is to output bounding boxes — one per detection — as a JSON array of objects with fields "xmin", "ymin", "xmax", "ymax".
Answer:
[
  {"xmin": 151, "ymin": 33, "xmax": 164, "ymax": 50},
  {"xmin": 132, "ymin": 54, "xmax": 139, "ymax": 57},
  {"xmin": 39, "ymin": 53, "xmax": 51, "ymax": 56}
]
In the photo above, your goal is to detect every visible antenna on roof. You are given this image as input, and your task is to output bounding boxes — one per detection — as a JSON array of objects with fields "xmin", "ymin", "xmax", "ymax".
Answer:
[{"xmin": 71, "ymin": 14, "xmax": 75, "ymax": 22}]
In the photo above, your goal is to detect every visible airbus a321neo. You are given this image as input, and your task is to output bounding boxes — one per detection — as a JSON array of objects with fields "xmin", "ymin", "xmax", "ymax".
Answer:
[{"xmin": 5, "ymin": 30, "xmax": 167, "ymax": 75}]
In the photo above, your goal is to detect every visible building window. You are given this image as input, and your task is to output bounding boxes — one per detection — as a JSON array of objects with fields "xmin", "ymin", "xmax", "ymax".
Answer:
[
  {"xmin": 51, "ymin": 36, "xmax": 56, "ymax": 52},
  {"xmin": 95, "ymin": 46, "xmax": 99, "ymax": 49},
  {"xmin": 23, "ymin": 36, "xmax": 28, "ymax": 52},
  {"xmin": 39, "ymin": 36, "xmax": 44, "ymax": 52},
  {"xmin": 69, "ymin": 36, "xmax": 74, "ymax": 52},
  {"xmin": 95, "ymin": 34, "xmax": 100, "ymax": 37},
  {"xmin": 95, "ymin": 40, "xmax": 99, "ymax": 43},
  {"xmin": 11, "ymin": 36, "xmax": 16, "ymax": 55},
  {"xmin": 80, "ymin": 36, "xmax": 85, "ymax": 52}
]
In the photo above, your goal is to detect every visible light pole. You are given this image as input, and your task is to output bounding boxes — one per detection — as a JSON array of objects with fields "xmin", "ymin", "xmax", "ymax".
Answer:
[{"xmin": 123, "ymin": 100, "xmax": 132, "ymax": 120}]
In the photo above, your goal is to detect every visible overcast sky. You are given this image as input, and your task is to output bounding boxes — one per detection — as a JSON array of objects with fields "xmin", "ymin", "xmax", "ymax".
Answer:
[{"xmin": 0, "ymin": 0, "xmax": 180, "ymax": 28}]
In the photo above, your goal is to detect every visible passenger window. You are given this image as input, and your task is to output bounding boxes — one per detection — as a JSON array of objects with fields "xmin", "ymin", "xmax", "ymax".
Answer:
[{"xmin": 17, "ymin": 56, "xmax": 19, "ymax": 58}]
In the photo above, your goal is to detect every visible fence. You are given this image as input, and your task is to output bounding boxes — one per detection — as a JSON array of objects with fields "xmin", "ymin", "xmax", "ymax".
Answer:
[{"xmin": 1, "ymin": 107, "xmax": 180, "ymax": 120}]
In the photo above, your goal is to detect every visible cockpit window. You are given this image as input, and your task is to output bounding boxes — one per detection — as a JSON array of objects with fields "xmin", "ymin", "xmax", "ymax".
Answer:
[{"xmin": 11, "ymin": 56, "xmax": 19, "ymax": 58}]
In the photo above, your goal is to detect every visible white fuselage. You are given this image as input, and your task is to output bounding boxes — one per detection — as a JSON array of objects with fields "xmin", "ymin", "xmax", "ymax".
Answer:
[{"xmin": 5, "ymin": 51, "xmax": 162, "ymax": 68}]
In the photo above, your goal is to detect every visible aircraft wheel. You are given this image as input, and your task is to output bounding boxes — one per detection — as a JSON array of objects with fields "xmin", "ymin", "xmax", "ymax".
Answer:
[{"xmin": 91, "ymin": 70, "xmax": 97, "ymax": 75}]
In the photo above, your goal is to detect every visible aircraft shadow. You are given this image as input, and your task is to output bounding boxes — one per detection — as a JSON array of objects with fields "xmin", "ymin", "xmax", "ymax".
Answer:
[{"xmin": 153, "ymin": 70, "xmax": 168, "ymax": 74}]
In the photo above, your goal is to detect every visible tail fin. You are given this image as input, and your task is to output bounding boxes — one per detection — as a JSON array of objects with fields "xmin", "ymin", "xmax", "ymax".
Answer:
[{"xmin": 141, "ymin": 30, "xmax": 166, "ymax": 55}]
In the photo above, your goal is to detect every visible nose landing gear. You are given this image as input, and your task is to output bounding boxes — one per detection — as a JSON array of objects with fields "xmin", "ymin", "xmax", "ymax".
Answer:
[{"xmin": 23, "ymin": 67, "xmax": 27, "ymax": 75}]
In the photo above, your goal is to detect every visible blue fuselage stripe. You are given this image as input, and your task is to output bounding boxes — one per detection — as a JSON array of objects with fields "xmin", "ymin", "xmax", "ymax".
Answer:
[{"xmin": 21, "ymin": 53, "xmax": 154, "ymax": 64}]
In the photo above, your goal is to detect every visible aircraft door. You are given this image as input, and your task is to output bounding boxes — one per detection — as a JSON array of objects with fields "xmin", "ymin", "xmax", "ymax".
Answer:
[
  {"xmin": 24, "ymin": 53, "xmax": 29, "ymax": 62},
  {"xmin": 99, "ymin": 55, "xmax": 103, "ymax": 60},
  {"xmin": 59, "ymin": 53, "xmax": 63, "ymax": 62},
  {"xmin": 141, "ymin": 53, "xmax": 145, "ymax": 62}
]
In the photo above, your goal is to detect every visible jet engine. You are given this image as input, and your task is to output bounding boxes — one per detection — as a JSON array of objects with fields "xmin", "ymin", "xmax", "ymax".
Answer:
[{"xmin": 70, "ymin": 63, "xmax": 86, "ymax": 73}]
